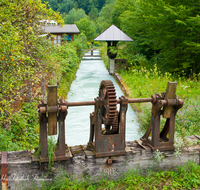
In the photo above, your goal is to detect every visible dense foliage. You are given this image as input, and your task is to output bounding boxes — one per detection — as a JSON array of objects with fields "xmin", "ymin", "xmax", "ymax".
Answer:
[
  {"xmin": 75, "ymin": 17, "xmax": 97, "ymax": 41},
  {"xmin": 43, "ymin": 0, "xmax": 106, "ymax": 14},
  {"xmin": 113, "ymin": 0, "xmax": 200, "ymax": 75},
  {"xmin": 0, "ymin": 0, "xmax": 87, "ymax": 151},
  {"xmin": 63, "ymin": 8, "xmax": 87, "ymax": 24},
  {"xmin": 0, "ymin": 0, "xmax": 61, "ymax": 150},
  {"xmin": 45, "ymin": 0, "xmax": 200, "ymax": 75}
]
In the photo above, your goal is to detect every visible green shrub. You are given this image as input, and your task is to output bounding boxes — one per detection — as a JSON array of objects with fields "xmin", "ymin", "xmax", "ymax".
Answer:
[
  {"xmin": 0, "ymin": 35, "xmax": 86, "ymax": 152},
  {"xmin": 0, "ymin": 102, "xmax": 39, "ymax": 151}
]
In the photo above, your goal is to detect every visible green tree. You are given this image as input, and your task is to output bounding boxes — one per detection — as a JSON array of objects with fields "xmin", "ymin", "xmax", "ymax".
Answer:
[
  {"xmin": 96, "ymin": 3, "xmax": 113, "ymax": 33},
  {"xmin": 76, "ymin": 0, "xmax": 90, "ymax": 14},
  {"xmin": 111, "ymin": 0, "xmax": 132, "ymax": 28},
  {"xmin": 64, "ymin": 8, "xmax": 87, "ymax": 24},
  {"xmin": 75, "ymin": 17, "xmax": 97, "ymax": 41},
  {"xmin": 42, "ymin": 0, "xmax": 59, "ymax": 10},
  {"xmin": 116, "ymin": 0, "xmax": 200, "ymax": 74},
  {"xmin": 57, "ymin": 0, "xmax": 75, "ymax": 14},
  {"xmin": 88, "ymin": 6, "xmax": 98, "ymax": 21}
]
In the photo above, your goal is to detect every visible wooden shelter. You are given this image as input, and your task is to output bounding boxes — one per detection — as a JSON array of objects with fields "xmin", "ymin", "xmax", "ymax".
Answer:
[{"xmin": 94, "ymin": 25, "xmax": 133, "ymax": 74}]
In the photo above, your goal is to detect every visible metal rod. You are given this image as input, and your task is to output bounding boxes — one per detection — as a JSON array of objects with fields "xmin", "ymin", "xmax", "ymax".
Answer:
[
  {"xmin": 65, "ymin": 98, "xmax": 154, "ymax": 107},
  {"xmin": 128, "ymin": 98, "xmax": 153, "ymax": 103},
  {"xmin": 65, "ymin": 100, "xmax": 96, "ymax": 107},
  {"xmin": 63, "ymin": 98, "xmax": 182, "ymax": 107}
]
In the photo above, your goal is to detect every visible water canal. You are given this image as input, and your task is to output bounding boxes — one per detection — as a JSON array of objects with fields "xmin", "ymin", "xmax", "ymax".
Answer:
[{"xmin": 65, "ymin": 50, "xmax": 140, "ymax": 146}]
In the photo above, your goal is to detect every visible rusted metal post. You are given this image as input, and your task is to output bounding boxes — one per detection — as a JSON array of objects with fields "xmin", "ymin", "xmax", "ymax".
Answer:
[
  {"xmin": 53, "ymin": 105, "xmax": 68, "ymax": 161},
  {"xmin": 38, "ymin": 91, "xmax": 69, "ymax": 162},
  {"xmin": 39, "ymin": 111, "xmax": 48, "ymax": 160},
  {"xmin": 47, "ymin": 85, "xmax": 57, "ymax": 135},
  {"xmin": 58, "ymin": 113, "xmax": 66, "ymax": 156},
  {"xmin": 89, "ymin": 112, "xmax": 95, "ymax": 143},
  {"xmin": 119, "ymin": 96, "xmax": 128, "ymax": 150},
  {"xmin": 163, "ymin": 82, "xmax": 177, "ymax": 118},
  {"xmin": 94, "ymin": 97, "xmax": 104, "ymax": 157},
  {"xmin": 140, "ymin": 82, "xmax": 183, "ymax": 151},
  {"xmin": 1, "ymin": 151, "xmax": 7, "ymax": 190}
]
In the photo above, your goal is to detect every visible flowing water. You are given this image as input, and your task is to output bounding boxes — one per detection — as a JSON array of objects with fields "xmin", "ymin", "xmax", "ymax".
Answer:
[{"xmin": 65, "ymin": 50, "xmax": 140, "ymax": 146}]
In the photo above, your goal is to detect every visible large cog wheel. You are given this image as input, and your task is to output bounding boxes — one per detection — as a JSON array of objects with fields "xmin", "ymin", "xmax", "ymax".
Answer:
[{"xmin": 99, "ymin": 80, "xmax": 117, "ymax": 126}]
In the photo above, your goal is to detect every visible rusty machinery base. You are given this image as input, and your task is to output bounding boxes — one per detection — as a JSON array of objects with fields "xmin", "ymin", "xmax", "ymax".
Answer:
[
  {"xmin": 37, "ymin": 81, "xmax": 184, "ymax": 161},
  {"xmin": 86, "ymin": 94, "xmax": 128, "ymax": 157},
  {"xmin": 140, "ymin": 82, "xmax": 183, "ymax": 151}
]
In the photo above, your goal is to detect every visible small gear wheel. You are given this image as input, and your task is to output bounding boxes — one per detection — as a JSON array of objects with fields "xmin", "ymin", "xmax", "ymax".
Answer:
[{"xmin": 99, "ymin": 80, "xmax": 118, "ymax": 126}]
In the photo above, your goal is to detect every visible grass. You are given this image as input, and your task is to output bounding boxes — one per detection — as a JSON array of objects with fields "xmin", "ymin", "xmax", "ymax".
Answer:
[
  {"xmin": 37, "ymin": 161, "xmax": 200, "ymax": 190},
  {"xmin": 118, "ymin": 65, "xmax": 200, "ymax": 138},
  {"xmin": 120, "ymin": 65, "xmax": 200, "ymax": 101}
]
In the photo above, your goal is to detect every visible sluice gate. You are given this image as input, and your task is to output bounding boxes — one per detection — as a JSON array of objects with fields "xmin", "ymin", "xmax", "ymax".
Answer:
[{"xmin": 37, "ymin": 80, "xmax": 183, "ymax": 162}]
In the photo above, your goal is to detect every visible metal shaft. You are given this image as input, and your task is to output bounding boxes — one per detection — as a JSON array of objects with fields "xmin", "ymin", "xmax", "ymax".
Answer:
[
  {"xmin": 127, "ymin": 98, "xmax": 153, "ymax": 103},
  {"xmin": 65, "ymin": 100, "xmax": 96, "ymax": 107},
  {"xmin": 63, "ymin": 98, "xmax": 182, "ymax": 107},
  {"xmin": 64, "ymin": 98, "xmax": 153, "ymax": 107}
]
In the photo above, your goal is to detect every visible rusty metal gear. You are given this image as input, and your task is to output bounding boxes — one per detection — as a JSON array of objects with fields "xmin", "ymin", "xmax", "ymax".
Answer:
[
  {"xmin": 99, "ymin": 80, "xmax": 117, "ymax": 126},
  {"xmin": 105, "ymin": 111, "xmax": 119, "ymax": 134},
  {"xmin": 110, "ymin": 111, "xmax": 119, "ymax": 134}
]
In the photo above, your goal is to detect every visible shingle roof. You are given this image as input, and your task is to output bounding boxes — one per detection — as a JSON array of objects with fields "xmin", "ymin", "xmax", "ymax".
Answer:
[
  {"xmin": 41, "ymin": 24, "xmax": 80, "ymax": 34},
  {"xmin": 94, "ymin": 25, "xmax": 133, "ymax": 41}
]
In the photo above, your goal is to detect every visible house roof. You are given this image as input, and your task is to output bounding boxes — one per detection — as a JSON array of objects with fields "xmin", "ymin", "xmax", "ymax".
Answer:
[
  {"xmin": 94, "ymin": 25, "xmax": 133, "ymax": 41},
  {"xmin": 41, "ymin": 24, "xmax": 80, "ymax": 34}
]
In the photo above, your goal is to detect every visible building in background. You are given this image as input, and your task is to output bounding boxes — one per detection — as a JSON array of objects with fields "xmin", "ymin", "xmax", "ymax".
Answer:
[{"xmin": 40, "ymin": 20, "xmax": 80, "ymax": 45}]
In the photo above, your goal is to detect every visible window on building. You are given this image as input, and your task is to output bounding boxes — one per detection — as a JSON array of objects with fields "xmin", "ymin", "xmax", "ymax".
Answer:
[
  {"xmin": 63, "ymin": 34, "xmax": 71, "ymax": 41},
  {"xmin": 53, "ymin": 35, "xmax": 62, "ymax": 46},
  {"xmin": 58, "ymin": 35, "xmax": 61, "ymax": 46}
]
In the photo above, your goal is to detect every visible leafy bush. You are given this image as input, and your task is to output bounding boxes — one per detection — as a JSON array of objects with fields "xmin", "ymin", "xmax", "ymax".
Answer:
[
  {"xmin": 0, "ymin": 102, "xmax": 39, "ymax": 151},
  {"xmin": 0, "ymin": 32, "xmax": 86, "ymax": 152}
]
